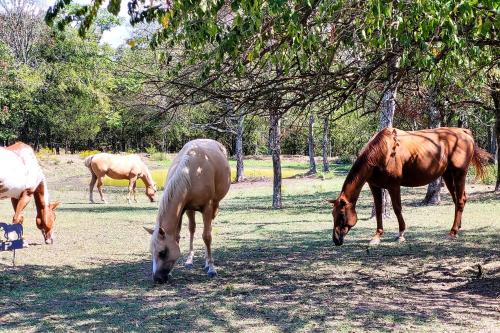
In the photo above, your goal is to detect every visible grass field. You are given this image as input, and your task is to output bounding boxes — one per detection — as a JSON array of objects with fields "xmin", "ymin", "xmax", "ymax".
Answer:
[{"xmin": 0, "ymin": 154, "xmax": 499, "ymax": 332}]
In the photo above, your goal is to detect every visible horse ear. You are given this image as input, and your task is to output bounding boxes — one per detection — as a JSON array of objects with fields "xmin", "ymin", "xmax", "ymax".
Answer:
[
  {"xmin": 326, "ymin": 199, "xmax": 336, "ymax": 206},
  {"xmin": 143, "ymin": 227, "xmax": 154, "ymax": 235},
  {"xmin": 49, "ymin": 202, "xmax": 60, "ymax": 210}
]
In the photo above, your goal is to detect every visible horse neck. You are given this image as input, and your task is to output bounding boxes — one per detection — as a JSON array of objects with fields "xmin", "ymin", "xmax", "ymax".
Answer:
[
  {"xmin": 33, "ymin": 180, "xmax": 49, "ymax": 215},
  {"xmin": 157, "ymin": 195, "xmax": 185, "ymax": 236},
  {"xmin": 341, "ymin": 160, "xmax": 371, "ymax": 205},
  {"xmin": 140, "ymin": 167, "xmax": 154, "ymax": 187}
]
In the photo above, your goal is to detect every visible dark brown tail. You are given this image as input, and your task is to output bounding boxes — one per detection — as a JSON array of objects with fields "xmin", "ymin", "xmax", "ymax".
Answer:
[{"xmin": 471, "ymin": 144, "xmax": 492, "ymax": 181}]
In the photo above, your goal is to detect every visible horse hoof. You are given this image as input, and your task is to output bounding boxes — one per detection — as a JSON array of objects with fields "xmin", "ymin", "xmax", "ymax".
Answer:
[
  {"xmin": 395, "ymin": 236, "xmax": 406, "ymax": 243},
  {"xmin": 185, "ymin": 263, "xmax": 193, "ymax": 269},
  {"xmin": 369, "ymin": 238, "xmax": 380, "ymax": 246},
  {"xmin": 447, "ymin": 234, "xmax": 457, "ymax": 240},
  {"xmin": 207, "ymin": 271, "xmax": 217, "ymax": 278}
]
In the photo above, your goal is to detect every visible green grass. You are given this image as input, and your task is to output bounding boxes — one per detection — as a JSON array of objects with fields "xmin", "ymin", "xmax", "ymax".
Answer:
[
  {"xmin": 1, "ymin": 156, "xmax": 499, "ymax": 332},
  {"xmin": 103, "ymin": 159, "xmax": 351, "ymax": 188}
]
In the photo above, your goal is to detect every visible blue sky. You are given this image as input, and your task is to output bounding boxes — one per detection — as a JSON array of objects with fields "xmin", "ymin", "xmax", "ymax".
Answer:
[{"xmin": 42, "ymin": 0, "xmax": 132, "ymax": 48}]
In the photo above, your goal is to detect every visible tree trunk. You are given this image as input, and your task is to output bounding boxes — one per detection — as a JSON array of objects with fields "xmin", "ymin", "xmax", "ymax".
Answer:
[
  {"xmin": 308, "ymin": 113, "xmax": 317, "ymax": 174},
  {"xmin": 235, "ymin": 114, "xmax": 245, "ymax": 183},
  {"xmin": 371, "ymin": 57, "xmax": 399, "ymax": 219},
  {"xmin": 423, "ymin": 87, "xmax": 442, "ymax": 205},
  {"xmin": 322, "ymin": 115, "xmax": 330, "ymax": 172},
  {"xmin": 492, "ymin": 81, "xmax": 500, "ymax": 192},
  {"xmin": 270, "ymin": 109, "xmax": 282, "ymax": 209}
]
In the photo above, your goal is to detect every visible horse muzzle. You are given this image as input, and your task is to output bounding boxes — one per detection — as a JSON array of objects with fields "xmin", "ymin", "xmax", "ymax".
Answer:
[
  {"xmin": 153, "ymin": 269, "xmax": 172, "ymax": 284},
  {"xmin": 332, "ymin": 229, "xmax": 344, "ymax": 246}
]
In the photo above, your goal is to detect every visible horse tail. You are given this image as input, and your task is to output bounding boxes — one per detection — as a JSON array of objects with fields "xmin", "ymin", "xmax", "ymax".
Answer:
[
  {"xmin": 84, "ymin": 155, "xmax": 95, "ymax": 170},
  {"xmin": 471, "ymin": 144, "xmax": 492, "ymax": 181}
]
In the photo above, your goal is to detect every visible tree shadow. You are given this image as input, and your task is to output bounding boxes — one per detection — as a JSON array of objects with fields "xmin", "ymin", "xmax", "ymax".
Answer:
[{"xmin": 1, "ymin": 226, "xmax": 498, "ymax": 332}]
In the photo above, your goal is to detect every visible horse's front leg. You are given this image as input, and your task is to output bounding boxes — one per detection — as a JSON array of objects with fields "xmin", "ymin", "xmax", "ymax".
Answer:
[
  {"xmin": 369, "ymin": 184, "xmax": 384, "ymax": 245},
  {"xmin": 132, "ymin": 182, "xmax": 138, "ymax": 202},
  {"xmin": 184, "ymin": 210, "xmax": 196, "ymax": 269},
  {"xmin": 201, "ymin": 203, "xmax": 217, "ymax": 278},
  {"xmin": 12, "ymin": 191, "xmax": 32, "ymax": 224},
  {"xmin": 127, "ymin": 177, "xmax": 137, "ymax": 204},
  {"xmin": 388, "ymin": 186, "xmax": 406, "ymax": 243}
]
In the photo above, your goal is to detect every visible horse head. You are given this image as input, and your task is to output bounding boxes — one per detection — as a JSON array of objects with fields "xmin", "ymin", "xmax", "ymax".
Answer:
[
  {"xmin": 328, "ymin": 196, "xmax": 358, "ymax": 246},
  {"xmin": 36, "ymin": 202, "xmax": 60, "ymax": 244},
  {"xmin": 146, "ymin": 183, "xmax": 157, "ymax": 202},
  {"xmin": 145, "ymin": 225, "xmax": 180, "ymax": 283}
]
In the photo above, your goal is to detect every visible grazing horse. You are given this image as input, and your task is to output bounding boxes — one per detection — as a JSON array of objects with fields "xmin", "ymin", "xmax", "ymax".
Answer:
[
  {"xmin": 329, "ymin": 127, "xmax": 490, "ymax": 246},
  {"xmin": 0, "ymin": 142, "xmax": 59, "ymax": 244},
  {"xmin": 145, "ymin": 139, "xmax": 231, "ymax": 283},
  {"xmin": 84, "ymin": 153, "xmax": 157, "ymax": 203}
]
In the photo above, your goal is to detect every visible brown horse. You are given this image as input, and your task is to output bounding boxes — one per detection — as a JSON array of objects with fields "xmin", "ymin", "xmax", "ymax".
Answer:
[
  {"xmin": 85, "ymin": 153, "xmax": 157, "ymax": 203},
  {"xmin": 329, "ymin": 127, "xmax": 490, "ymax": 246},
  {"xmin": 145, "ymin": 139, "xmax": 231, "ymax": 283},
  {"xmin": 0, "ymin": 142, "xmax": 59, "ymax": 244}
]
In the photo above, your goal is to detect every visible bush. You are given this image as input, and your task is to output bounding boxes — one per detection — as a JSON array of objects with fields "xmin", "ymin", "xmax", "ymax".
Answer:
[{"xmin": 79, "ymin": 150, "xmax": 101, "ymax": 158}]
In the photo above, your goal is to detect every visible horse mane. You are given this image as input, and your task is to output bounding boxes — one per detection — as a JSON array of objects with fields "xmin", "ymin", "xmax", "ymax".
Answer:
[
  {"xmin": 344, "ymin": 128, "xmax": 392, "ymax": 187},
  {"xmin": 158, "ymin": 153, "xmax": 191, "ymax": 213}
]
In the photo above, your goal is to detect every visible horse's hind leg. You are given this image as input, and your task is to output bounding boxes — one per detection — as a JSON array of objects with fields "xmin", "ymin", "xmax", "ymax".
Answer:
[
  {"xmin": 97, "ymin": 177, "xmax": 107, "ymax": 204},
  {"xmin": 450, "ymin": 171, "xmax": 467, "ymax": 237},
  {"xmin": 89, "ymin": 173, "xmax": 97, "ymax": 203},
  {"xmin": 184, "ymin": 210, "xmax": 196, "ymax": 269},
  {"xmin": 201, "ymin": 203, "xmax": 217, "ymax": 277},
  {"xmin": 388, "ymin": 187, "xmax": 406, "ymax": 243},
  {"xmin": 368, "ymin": 184, "xmax": 384, "ymax": 245}
]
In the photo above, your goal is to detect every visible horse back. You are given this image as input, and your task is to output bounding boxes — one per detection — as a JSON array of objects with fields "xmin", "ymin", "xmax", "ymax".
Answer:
[
  {"xmin": 90, "ymin": 153, "xmax": 145, "ymax": 178},
  {"xmin": 0, "ymin": 142, "xmax": 44, "ymax": 199},
  {"xmin": 167, "ymin": 139, "xmax": 230, "ymax": 204}
]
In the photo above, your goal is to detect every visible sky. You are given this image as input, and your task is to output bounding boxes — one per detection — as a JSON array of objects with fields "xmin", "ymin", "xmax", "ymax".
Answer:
[{"xmin": 41, "ymin": 0, "xmax": 132, "ymax": 48}]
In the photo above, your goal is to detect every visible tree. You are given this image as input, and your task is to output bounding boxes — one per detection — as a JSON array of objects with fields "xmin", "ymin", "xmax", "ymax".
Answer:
[{"xmin": 423, "ymin": 86, "xmax": 442, "ymax": 204}]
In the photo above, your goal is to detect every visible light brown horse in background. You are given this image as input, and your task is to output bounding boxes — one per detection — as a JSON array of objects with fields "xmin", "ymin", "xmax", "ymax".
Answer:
[
  {"xmin": 0, "ymin": 142, "xmax": 59, "ymax": 244},
  {"xmin": 145, "ymin": 139, "xmax": 231, "ymax": 283},
  {"xmin": 329, "ymin": 127, "xmax": 490, "ymax": 246},
  {"xmin": 84, "ymin": 153, "xmax": 157, "ymax": 203}
]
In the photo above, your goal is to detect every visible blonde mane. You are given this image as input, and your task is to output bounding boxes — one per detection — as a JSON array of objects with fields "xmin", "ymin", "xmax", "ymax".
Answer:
[{"xmin": 158, "ymin": 152, "xmax": 192, "ymax": 214}]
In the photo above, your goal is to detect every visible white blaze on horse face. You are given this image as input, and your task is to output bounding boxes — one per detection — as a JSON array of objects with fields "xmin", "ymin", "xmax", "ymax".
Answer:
[{"xmin": 152, "ymin": 256, "xmax": 158, "ymax": 274}]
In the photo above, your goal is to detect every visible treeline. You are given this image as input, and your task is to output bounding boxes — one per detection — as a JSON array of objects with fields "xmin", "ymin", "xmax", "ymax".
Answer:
[{"xmin": 1, "ymin": 0, "xmax": 499, "ymax": 205}]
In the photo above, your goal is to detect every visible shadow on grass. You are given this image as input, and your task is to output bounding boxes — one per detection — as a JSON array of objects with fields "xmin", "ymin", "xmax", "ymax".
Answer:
[
  {"xmin": 58, "ymin": 205, "xmax": 158, "ymax": 213},
  {"xmin": 1, "ymin": 226, "xmax": 498, "ymax": 332}
]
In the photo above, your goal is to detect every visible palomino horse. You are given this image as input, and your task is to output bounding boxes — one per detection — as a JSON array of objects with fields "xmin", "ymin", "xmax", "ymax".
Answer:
[
  {"xmin": 84, "ymin": 153, "xmax": 157, "ymax": 203},
  {"xmin": 329, "ymin": 127, "xmax": 490, "ymax": 246},
  {"xmin": 0, "ymin": 142, "xmax": 59, "ymax": 244},
  {"xmin": 145, "ymin": 139, "xmax": 231, "ymax": 283}
]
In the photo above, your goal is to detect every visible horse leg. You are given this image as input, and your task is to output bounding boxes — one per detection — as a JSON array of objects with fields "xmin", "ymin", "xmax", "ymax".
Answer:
[
  {"xmin": 368, "ymin": 184, "xmax": 384, "ymax": 245},
  {"xmin": 201, "ymin": 203, "xmax": 217, "ymax": 277},
  {"xmin": 89, "ymin": 173, "xmax": 97, "ymax": 203},
  {"xmin": 97, "ymin": 177, "xmax": 107, "ymax": 204},
  {"xmin": 12, "ymin": 191, "xmax": 32, "ymax": 224},
  {"xmin": 127, "ymin": 177, "xmax": 137, "ymax": 204},
  {"xmin": 442, "ymin": 171, "xmax": 457, "ymax": 205},
  {"xmin": 388, "ymin": 187, "xmax": 406, "ymax": 242},
  {"xmin": 132, "ymin": 181, "xmax": 138, "ymax": 203},
  {"xmin": 11, "ymin": 198, "xmax": 24, "ymax": 224},
  {"xmin": 450, "ymin": 171, "xmax": 467, "ymax": 237},
  {"xmin": 184, "ymin": 210, "xmax": 196, "ymax": 269}
]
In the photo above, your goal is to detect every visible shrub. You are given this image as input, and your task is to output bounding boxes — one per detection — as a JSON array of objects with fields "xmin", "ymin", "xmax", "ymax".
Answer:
[{"xmin": 79, "ymin": 150, "xmax": 100, "ymax": 158}]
